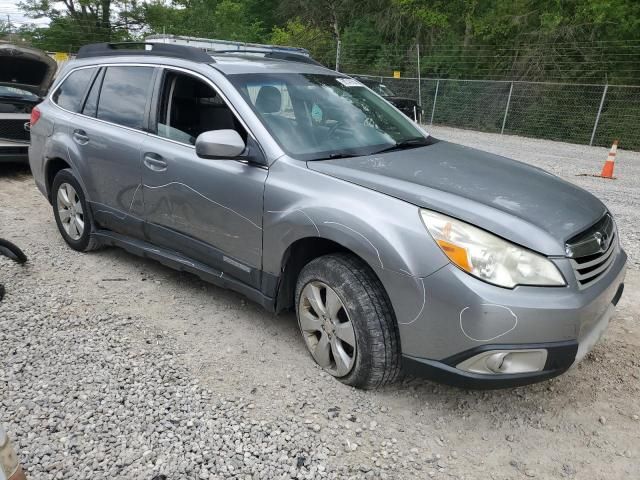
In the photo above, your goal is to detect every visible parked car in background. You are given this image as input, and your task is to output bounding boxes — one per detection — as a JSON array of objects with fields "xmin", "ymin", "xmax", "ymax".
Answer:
[
  {"xmin": 0, "ymin": 43, "xmax": 57, "ymax": 164},
  {"xmin": 356, "ymin": 76, "xmax": 423, "ymax": 121},
  {"xmin": 29, "ymin": 42, "xmax": 626, "ymax": 390}
]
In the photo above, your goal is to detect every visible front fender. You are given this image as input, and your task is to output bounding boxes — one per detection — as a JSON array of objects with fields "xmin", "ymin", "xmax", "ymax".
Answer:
[{"xmin": 263, "ymin": 157, "xmax": 449, "ymax": 278}]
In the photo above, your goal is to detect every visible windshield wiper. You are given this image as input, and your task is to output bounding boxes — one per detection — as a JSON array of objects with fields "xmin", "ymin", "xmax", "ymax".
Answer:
[
  {"xmin": 370, "ymin": 137, "xmax": 430, "ymax": 155},
  {"xmin": 312, "ymin": 152, "xmax": 360, "ymax": 161}
]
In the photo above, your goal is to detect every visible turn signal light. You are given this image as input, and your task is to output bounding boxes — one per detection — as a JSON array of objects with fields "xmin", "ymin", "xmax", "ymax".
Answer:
[{"xmin": 436, "ymin": 239, "xmax": 471, "ymax": 272}]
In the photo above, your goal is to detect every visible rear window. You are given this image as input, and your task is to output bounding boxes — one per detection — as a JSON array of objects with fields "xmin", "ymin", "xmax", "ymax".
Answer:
[
  {"xmin": 96, "ymin": 66, "xmax": 154, "ymax": 130},
  {"xmin": 52, "ymin": 68, "xmax": 95, "ymax": 112}
]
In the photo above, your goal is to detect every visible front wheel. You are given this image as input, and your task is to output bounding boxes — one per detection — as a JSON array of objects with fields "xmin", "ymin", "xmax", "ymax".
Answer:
[{"xmin": 295, "ymin": 253, "xmax": 401, "ymax": 389}]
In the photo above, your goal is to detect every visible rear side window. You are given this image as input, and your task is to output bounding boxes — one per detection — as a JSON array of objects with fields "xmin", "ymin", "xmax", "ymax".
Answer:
[
  {"xmin": 82, "ymin": 68, "xmax": 104, "ymax": 117},
  {"xmin": 97, "ymin": 66, "xmax": 154, "ymax": 130},
  {"xmin": 52, "ymin": 68, "xmax": 95, "ymax": 112}
]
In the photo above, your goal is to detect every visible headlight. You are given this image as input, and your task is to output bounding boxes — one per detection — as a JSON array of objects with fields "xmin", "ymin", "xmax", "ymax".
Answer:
[{"xmin": 420, "ymin": 209, "xmax": 565, "ymax": 288}]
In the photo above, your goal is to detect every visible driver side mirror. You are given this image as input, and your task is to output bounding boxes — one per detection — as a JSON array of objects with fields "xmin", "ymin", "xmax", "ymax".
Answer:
[{"xmin": 195, "ymin": 130, "xmax": 246, "ymax": 159}]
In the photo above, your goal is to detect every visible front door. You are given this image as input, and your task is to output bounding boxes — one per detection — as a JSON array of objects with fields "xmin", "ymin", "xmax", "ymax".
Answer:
[{"xmin": 141, "ymin": 68, "xmax": 267, "ymax": 287}]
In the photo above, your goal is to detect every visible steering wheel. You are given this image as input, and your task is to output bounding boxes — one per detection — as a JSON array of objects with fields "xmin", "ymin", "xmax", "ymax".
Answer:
[{"xmin": 327, "ymin": 120, "xmax": 351, "ymax": 138}]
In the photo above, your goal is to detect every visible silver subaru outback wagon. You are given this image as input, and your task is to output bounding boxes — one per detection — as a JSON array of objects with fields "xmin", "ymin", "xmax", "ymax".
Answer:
[{"xmin": 29, "ymin": 43, "xmax": 627, "ymax": 389}]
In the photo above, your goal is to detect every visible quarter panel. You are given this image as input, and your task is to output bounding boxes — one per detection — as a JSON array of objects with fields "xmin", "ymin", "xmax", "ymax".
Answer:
[
  {"xmin": 40, "ymin": 109, "xmax": 93, "ymax": 199},
  {"xmin": 28, "ymin": 101, "xmax": 56, "ymax": 190}
]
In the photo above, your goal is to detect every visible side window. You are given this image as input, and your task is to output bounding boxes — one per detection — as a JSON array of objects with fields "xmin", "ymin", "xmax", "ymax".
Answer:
[
  {"xmin": 52, "ymin": 68, "xmax": 95, "ymax": 112},
  {"xmin": 156, "ymin": 71, "xmax": 246, "ymax": 145},
  {"xmin": 97, "ymin": 66, "xmax": 154, "ymax": 130},
  {"xmin": 82, "ymin": 68, "xmax": 104, "ymax": 117}
]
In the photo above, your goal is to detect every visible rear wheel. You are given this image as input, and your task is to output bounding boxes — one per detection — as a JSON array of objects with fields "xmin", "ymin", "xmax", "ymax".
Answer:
[
  {"xmin": 52, "ymin": 169, "xmax": 100, "ymax": 252},
  {"xmin": 295, "ymin": 253, "xmax": 401, "ymax": 389}
]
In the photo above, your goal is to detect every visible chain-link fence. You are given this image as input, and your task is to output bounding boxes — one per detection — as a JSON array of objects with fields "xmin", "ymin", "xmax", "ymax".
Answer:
[
  {"xmin": 5, "ymin": 14, "xmax": 638, "ymax": 151},
  {"xmin": 354, "ymin": 75, "xmax": 640, "ymax": 150}
]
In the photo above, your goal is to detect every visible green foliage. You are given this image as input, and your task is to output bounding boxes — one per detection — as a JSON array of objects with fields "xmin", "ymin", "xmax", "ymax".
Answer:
[
  {"xmin": 270, "ymin": 18, "xmax": 335, "ymax": 65},
  {"xmin": 10, "ymin": 0, "xmax": 640, "ymax": 85},
  {"xmin": 132, "ymin": 0, "xmax": 264, "ymax": 41},
  {"xmin": 25, "ymin": 17, "xmax": 121, "ymax": 52}
]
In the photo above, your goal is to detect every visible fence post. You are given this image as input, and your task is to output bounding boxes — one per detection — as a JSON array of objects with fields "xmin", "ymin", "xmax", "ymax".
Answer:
[
  {"xmin": 430, "ymin": 79, "xmax": 440, "ymax": 125},
  {"xmin": 416, "ymin": 43, "xmax": 422, "ymax": 116},
  {"xmin": 501, "ymin": 81, "xmax": 514, "ymax": 135},
  {"xmin": 335, "ymin": 39, "xmax": 341, "ymax": 72},
  {"xmin": 590, "ymin": 84, "xmax": 608, "ymax": 146}
]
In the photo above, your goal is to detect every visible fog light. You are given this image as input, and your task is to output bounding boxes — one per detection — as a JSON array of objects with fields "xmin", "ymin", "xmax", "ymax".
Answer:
[{"xmin": 456, "ymin": 349, "xmax": 547, "ymax": 375}]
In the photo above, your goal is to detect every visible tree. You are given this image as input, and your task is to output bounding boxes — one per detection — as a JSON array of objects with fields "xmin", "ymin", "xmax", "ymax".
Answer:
[
  {"xmin": 18, "ymin": 0, "xmax": 123, "ymax": 45},
  {"xmin": 270, "ymin": 18, "xmax": 335, "ymax": 65},
  {"xmin": 128, "ymin": 0, "xmax": 265, "ymax": 41}
]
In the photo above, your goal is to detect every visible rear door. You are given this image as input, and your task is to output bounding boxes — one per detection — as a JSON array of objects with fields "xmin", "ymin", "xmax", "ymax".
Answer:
[
  {"xmin": 73, "ymin": 65, "xmax": 156, "ymax": 239},
  {"xmin": 141, "ymin": 67, "xmax": 267, "ymax": 287}
]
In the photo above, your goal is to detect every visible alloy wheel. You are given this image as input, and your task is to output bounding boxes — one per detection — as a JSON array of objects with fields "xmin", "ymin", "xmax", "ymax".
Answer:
[
  {"xmin": 298, "ymin": 281, "xmax": 357, "ymax": 377},
  {"xmin": 56, "ymin": 182, "xmax": 84, "ymax": 240}
]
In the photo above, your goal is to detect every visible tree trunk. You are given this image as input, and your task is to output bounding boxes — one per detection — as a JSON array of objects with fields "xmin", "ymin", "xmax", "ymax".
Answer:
[
  {"xmin": 330, "ymin": 2, "xmax": 340, "ymax": 44},
  {"xmin": 101, "ymin": 0, "xmax": 112, "ymax": 35},
  {"xmin": 463, "ymin": 0, "xmax": 476, "ymax": 48}
]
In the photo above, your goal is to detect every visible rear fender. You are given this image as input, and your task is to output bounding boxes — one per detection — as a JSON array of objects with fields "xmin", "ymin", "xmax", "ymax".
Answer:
[{"xmin": 43, "ymin": 126, "xmax": 91, "ymax": 202}]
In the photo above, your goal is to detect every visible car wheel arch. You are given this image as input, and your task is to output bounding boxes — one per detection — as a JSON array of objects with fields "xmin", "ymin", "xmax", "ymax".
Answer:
[
  {"xmin": 274, "ymin": 236, "xmax": 396, "ymax": 317},
  {"xmin": 45, "ymin": 157, "xmax": 73, "ymax": 203}
]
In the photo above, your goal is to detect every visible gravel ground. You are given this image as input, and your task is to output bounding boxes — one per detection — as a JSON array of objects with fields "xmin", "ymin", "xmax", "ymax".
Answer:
[{"xmin": 1, "ymin": 129, "xmax": 639, "ymax": 480}]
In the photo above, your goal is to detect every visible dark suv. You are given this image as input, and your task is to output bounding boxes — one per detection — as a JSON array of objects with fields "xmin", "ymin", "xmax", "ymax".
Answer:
[{"xmin": 356, "ymin": 77, "xmax": 422, "ymax": 121}]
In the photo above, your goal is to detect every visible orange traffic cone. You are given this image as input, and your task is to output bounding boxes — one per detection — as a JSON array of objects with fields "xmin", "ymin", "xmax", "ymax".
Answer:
[{"xmin": 600, "ymin": 140, "xmax": 618, "ymax": 179}]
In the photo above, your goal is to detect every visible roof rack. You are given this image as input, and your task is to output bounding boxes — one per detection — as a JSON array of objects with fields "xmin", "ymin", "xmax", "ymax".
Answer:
[
  {"xmin": 76, "ymin": 42, "xmax": 213, "ymax": 62},
  {"xmin": 146, "ymin": 35, "xmax": 310, "ymax": 55},
  {"xmin": 211, "ymin": 49, "xmax": 323, "ymax": 66}
]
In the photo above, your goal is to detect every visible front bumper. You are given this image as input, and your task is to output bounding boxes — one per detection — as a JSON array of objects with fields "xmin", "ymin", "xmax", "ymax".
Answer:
[
  {"xmin": 378, "ymin": 247, "xmax": 627, "ymax": 388},
  {"xmin": 403, "ymin": 340, "xmax": 579, "ymax": 389}
]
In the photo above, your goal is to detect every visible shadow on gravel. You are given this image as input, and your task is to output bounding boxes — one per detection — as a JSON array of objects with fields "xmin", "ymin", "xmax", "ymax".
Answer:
[{"xmin": 0, "ymin": 163, "xmax": 31, "ymax": 179}]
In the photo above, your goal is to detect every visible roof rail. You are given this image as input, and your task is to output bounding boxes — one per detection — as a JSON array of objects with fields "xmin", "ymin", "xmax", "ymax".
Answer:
[
  {"xmin": 211, "ymin": 49, "xmax": 323, "ymax": 66},
  {"xmin": 145, "ymin": 34, "xmax": 310, "ymax": 56},
  {"xmin": 76, "ymin": 42, "xmax": 213, "ymax": 62}
]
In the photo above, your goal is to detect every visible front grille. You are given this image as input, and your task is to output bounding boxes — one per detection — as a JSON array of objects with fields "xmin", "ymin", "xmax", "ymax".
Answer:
[
  {"xmin": 0, "ymin": 119, "xmax": 30, "ymax": 142},
  {"xmin": 566, "ymin": 214, "xmax": 618, "ymax": 289}
]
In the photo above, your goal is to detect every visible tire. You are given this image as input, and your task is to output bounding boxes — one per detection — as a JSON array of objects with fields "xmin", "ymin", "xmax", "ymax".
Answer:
[
  {"xmin": 295, "ymin": 253, "xmax": 401, "ymax": 389},
  {"xmin": 0, "ymin": 238, "xmax": 27, "ymax": 264},
  {"xmin": 51, "ymin": 169, "xmax": 101, "ymax": 252}
]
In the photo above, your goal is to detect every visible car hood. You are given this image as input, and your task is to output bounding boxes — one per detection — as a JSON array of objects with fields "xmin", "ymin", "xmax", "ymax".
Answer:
[
  {"xmin": 0, "ymin": 43, "xmax": 58, "ymax": 97},
  {"xmin": 307, "ymin": 140, "xmax": 606, "ymax": 255}
]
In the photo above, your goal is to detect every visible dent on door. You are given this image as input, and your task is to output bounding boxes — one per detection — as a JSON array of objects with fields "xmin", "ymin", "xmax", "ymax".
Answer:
[{"xmin": 141, "ymin": 139, "xmax": 266, "ymax": 275}]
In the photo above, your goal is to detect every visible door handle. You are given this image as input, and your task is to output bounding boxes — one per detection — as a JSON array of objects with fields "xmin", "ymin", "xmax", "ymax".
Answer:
[
  {"xmin": 143, "ymin": 153, "xmax": 168, "ymax": 172},
  {"xmin": 72, "ymin": 129, "xmax": 89, "ymax": 145}
]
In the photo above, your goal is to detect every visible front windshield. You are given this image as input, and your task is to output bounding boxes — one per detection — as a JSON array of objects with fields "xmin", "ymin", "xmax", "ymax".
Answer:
[
  {"xmin": 0, "ymin": 86, "xmax": 38, "ymax": 100},
  {"xmin": 229, "ymin": 73, "xmax": 426, "ymax": 160}
]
